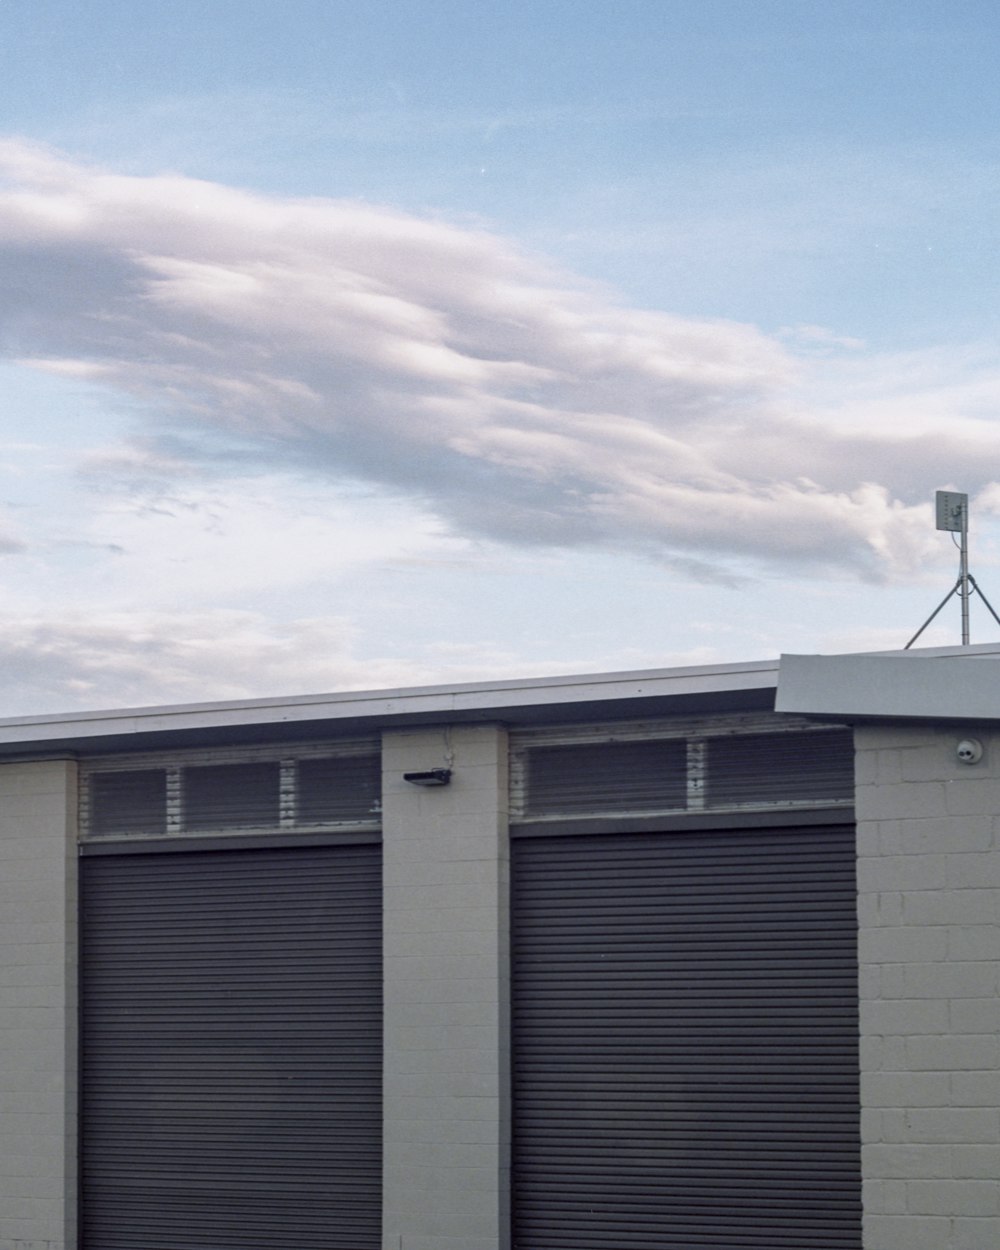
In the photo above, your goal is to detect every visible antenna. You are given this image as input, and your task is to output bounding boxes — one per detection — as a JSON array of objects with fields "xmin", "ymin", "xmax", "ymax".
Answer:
[{"xmin": 905, "ymin": 491, "xmax": 1000, "ymax": 648}]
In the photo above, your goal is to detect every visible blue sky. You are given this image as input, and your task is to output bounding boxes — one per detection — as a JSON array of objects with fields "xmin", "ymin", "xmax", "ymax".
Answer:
[{"xmin": 2, "ymin": 1, "xmax": 1000, "ymax": 713}]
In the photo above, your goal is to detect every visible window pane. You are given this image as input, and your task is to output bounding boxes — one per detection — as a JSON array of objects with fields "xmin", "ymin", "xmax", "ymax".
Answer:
[
  {"xmin": 90, "ymin": 770, "xmax": 167, "ymax": 836},
  {"xmin": 298, "ymin": 756, "xmax": 381, "ymax": 823},
  {"xmin": 706, "ymin": 731, "xmax": 854, "ymax": 807},
  {"xmin": 525, "ymin": 740, "xmax": 688, "ymax": 816},
  {"xmin": 183, "ymin": 762, "xmax": 280, "ymax": 830}
]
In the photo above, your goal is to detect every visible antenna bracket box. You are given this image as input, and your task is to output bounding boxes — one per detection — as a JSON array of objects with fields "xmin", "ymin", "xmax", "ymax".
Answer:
[{"xmin": 936, "ymin": 491, "xmax": 968, "ymax": 533}]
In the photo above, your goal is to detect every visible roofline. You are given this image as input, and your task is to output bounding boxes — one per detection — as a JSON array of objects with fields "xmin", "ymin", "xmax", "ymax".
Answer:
[
  {"xmin": 6, "ymin": 640, "xmax": 999, "ymax": 760},
  {"xmin": 776, "ymin": 644, "xmax": 1000, "ymax": 723},
  {"xmin": 0, "ymin": 658, "xmax": 780, "ymax": 757}
]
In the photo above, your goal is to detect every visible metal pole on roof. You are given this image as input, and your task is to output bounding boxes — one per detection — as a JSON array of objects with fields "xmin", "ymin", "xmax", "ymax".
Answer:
[
  {"xmin": 905, "ymin": 490, "xmax": 984, "ymax": 649},
  {"xmin": 958, "ymin": 494, "xmax": 971, "ymax": 645}
]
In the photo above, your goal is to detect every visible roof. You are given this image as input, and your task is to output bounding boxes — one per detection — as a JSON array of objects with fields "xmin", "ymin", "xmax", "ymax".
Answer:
[
  {"xmin": 0, "ymin": 658, "xmax": 779, "ymax": 758},
  {"xmin": 3, "ymin": 642, "xmax": 999, "ymax": 760}
]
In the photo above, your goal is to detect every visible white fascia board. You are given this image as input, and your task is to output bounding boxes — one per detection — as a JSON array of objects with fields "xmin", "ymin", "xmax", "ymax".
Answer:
[
  {"xmin": 776, "ymin": 649, "xmax": 1000, "ymax": 722},
  {"xmin": 0, "ymin": 659, "xmax": 779, "ymax": 750}
]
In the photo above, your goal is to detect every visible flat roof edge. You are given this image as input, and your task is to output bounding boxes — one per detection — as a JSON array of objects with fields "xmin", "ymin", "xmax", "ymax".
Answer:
[
  {"xmin": 0, "ymin": 659, "xmax": 780, "ymax": 751},
  {"xmin": 776, "ymin": 651, "xmax": 1000, "ymax": 722}
]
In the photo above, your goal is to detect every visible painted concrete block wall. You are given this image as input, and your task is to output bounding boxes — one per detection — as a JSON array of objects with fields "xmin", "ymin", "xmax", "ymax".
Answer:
[
  {"xmin": 381, "ymin": 725, "xmax": 510, "ymax": 1250},
  {"xmin": 856, "ymin": 725, "xmax": 1000, "ymax": 1250},
  {"xmin": 0, "ymin": 759, "xmax": 78, "ymax": 1250}
]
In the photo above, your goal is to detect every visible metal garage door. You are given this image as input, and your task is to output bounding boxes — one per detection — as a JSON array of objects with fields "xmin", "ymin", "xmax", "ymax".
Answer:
[
  {"xmin": 80, "ymin": 841, "xmax": 382, "ymax": 1250},
  {"xmin": 511, "ymin": 824, "xmax": 861, "ymax": 1249}
]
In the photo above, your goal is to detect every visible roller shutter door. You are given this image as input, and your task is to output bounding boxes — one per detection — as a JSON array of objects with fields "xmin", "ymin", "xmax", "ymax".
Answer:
[
  {"xmin": 80, "ymin": 842, "xmax": 381, "ymax": 1250},
  {"xmin": 511, "ymin": 825, "xmax": 861, "ymax": 1249}
]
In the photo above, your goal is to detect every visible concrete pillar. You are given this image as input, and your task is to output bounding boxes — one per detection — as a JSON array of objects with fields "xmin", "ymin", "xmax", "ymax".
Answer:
[
  {"xmin": 856, "ymin": 725, "xmax": 1000, "ymax": 1250},
  {"xmin": 381, "ymin": 725, "xmax": 509, "ymax": 1250},
  {"xmin": 0, "ymin": 759, "xmax": 78, "ymax": 1250}
]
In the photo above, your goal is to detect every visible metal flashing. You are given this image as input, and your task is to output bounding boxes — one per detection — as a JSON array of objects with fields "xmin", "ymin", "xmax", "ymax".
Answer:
[
  {"xmin": 776, "ymin": 647, "xmax": 1000, "ymax": 722},
  {"xmin": 3, "ymin": 643, "xmax": 999, "ymax": 757},
  {"xmin": 0, "ymin": 659, "xmax": 779, "ymax": 757}
]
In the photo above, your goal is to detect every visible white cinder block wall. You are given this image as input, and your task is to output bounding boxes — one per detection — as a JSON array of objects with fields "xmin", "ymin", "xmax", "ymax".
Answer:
[
  {"xmin": 0, "ymin": 759, "xmax": 78, "ymax": 1250},
  {"xmin": 856, "ymin": 725, "xmax": 1000, "ymax": 1250},
  {"xmin": 380, "ymin": 725, "xmax": 510, "ymax": 1250}
]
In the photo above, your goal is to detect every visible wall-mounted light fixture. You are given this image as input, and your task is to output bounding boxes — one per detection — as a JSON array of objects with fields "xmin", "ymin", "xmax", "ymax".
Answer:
[{"xmin": 403, "ymin": 768, "xmax": 452, "ymax": 787}]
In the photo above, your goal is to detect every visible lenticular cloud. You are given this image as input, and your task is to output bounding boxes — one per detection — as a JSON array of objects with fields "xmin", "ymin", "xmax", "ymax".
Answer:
[{"xmin": 0, "ymin": 139, "xmax": 989, "ymax": 579}]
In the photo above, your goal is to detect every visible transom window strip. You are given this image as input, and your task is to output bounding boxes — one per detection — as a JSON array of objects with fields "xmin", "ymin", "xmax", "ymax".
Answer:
[
  {"xmin": 510, "ymin": 715, "xmax": 853, "ymax": 821},
  {"xmin": 80, "ymin": 740, "xmax": 381, "ymax": 839}
]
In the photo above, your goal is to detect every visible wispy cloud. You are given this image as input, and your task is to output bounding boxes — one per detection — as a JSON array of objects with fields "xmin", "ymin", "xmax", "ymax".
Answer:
[
  {"xmin": 0, "ymin": 531, "xmax": 27, "ymax": 555},
  {"xmin": 2, "ymin": 139, "xmax": 998, "ymax": 584},
  {"xmin": 0, "ymin": 608, "xmax": 684, "ymax": 716},
  {"xmin": 0, "ymin": 501, "xmax": 28, "ymax": 554}
]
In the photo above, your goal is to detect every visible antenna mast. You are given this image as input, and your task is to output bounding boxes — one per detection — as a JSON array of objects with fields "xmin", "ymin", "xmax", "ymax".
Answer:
[{"xmin": 905, "ymin": 491, "xmax": 1000, "ymax": 648}]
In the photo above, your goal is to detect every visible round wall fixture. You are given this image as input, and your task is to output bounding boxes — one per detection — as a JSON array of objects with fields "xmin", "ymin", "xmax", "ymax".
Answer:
[{"xmin": 956, "ymin": 739, "xmax": 983, "ymax": 765}]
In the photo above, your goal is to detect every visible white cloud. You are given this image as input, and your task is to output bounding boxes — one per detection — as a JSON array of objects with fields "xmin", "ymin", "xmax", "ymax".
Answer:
[
  {"xmin": 0, "ymin": 608, "xmax": 696, "ymax": 716},
  {"xmin": 0, "ymin": 610, "xmax": 365, "ymax": 713},
  {"xmin": 778, "ymin": 324, "xmax": 866, "ymax": 352},
  {"xmin": 0, "ymin": 531, "xmax": 26, "ymax": 555},
  {"xmin": 0, "ymin": 503, "xmax": 28, "ymax": 554},
  {"xmin": 1, "ymin": 138, "xmax": 999, "ymax": 587},
  {"xmin": 72, "ymin": 470, "xmax": 459, "ymax": 607}
]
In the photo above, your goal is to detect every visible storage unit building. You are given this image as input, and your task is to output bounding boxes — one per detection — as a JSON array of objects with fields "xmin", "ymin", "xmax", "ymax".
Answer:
[{"xmin": 1, "ymin": 645, "xmax": 999, "ymax": 1250}]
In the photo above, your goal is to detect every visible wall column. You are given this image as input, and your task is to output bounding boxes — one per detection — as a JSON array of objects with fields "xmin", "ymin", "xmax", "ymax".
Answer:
[
  {"xmin": 856, "ymin": 725, "xmax": 1000, "ymax": 1250},
  {"xmin": 381, "ymin": 724, "xmax": 509, "ymax": 1250},
  {"xmin": 0, "ymin": 759, "xmax": 78, "ymax": 1250}
]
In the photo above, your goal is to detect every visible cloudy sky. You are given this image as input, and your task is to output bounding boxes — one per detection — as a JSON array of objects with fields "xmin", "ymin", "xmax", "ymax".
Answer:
[{"xmin": 2, "ymin": 0, "xmax": 1000, "ymax": 715}]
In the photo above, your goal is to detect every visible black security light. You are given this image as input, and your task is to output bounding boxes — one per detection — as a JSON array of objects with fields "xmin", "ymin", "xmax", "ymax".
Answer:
[{"xmin": 403, "ymin": 768, "xmax": 452, "ymax": 787}]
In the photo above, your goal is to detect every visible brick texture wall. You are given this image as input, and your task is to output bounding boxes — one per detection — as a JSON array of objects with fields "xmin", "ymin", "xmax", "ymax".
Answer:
[
  {"xmin": 380, "ymin": 725, "xmax": 509, "ymax": 1250},
  {"xmin": 856, "ymin": 725, "xmax": 1000, "ymax": 1250},
  {"xmin": 0, "ymin": 759, "xmax": 77, "ymax": 1250}
]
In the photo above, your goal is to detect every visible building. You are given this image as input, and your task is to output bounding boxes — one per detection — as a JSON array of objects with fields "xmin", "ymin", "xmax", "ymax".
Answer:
[{"xmin": 2, "ymin": 644, "xmax": 1000, "ymax": 1250}]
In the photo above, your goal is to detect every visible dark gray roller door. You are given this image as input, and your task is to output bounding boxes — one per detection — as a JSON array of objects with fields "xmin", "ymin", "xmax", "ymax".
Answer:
[
  {"xmin": 81, "ymin": 842, "xmax": 382, "ymax": 1250},
  {"xmin": 511, "ymin": 825, "xmax": 861, "ymax": 1249}
]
